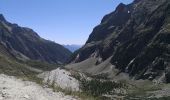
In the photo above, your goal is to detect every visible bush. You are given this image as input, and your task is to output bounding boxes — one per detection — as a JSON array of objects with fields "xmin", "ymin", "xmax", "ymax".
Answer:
[{"xmin": 80, "ymin": 78, "xmax": 125, "ymax": 97}]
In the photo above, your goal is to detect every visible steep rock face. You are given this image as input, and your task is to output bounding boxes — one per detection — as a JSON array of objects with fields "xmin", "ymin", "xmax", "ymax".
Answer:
[
  {"xmin": 70, "ymin": 2, "xmax": 133, "ymax": 63},
  {"xmin": 0, "ymin": 14, "xmax": 71, "ymax": 63},
  {"xmin": 70, "ymin": 0, "xmax": 170, "ymax": 82}
]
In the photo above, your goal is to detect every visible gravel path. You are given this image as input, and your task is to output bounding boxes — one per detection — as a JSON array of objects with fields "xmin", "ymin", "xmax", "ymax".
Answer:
[{"xmin": 0, "ymin": 74, "xmax": 77, "ymax": 100}]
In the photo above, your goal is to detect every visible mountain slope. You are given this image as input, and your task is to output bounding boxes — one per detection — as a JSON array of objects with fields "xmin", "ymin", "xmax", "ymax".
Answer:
[
  {"xmin": 69, "ymin": 0, "xmax": 170, "ymax": 82},
  {"xmin": 0, "ymin": 42, "xmax": 40, "ymax": 77},
  {"xmin": 0, "ymin": 14, "xmax": 72, "ymax": 64}
]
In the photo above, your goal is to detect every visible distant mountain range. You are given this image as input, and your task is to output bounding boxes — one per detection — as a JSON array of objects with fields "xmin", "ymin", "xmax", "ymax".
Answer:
[{"xmin": 63, "ymin": 44, "xmax": 82, "ymax": 52}]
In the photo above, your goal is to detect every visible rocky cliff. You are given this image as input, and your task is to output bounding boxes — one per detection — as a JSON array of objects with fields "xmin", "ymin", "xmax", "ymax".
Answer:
[{"xmin": 69, "ymin": 0, "xmax": 170, "ymax": 82}]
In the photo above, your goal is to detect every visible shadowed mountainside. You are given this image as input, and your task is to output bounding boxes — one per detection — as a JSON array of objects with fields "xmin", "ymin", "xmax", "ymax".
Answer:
[
  {"xmin": 68, "ymin": 0, "xmax": 170, "ymax": 82},
  {"xmin": 0, "ymin": 14, "xmax": 72, "ymax": 64}
]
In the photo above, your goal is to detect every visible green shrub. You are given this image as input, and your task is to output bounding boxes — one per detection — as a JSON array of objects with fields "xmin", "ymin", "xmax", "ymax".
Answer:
[{"xmin": 80, "ymin": 78, "xmax": 125, "ymax": 97}]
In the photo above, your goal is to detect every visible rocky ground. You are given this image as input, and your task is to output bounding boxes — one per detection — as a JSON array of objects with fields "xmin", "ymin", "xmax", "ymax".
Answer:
[
  {"xmin": 38, "ymin": 68, "xmax": 80, "ymax": 91},
  {"xmin": 0, "ymin": 74, "xmax": 77, "ymax": 100}
]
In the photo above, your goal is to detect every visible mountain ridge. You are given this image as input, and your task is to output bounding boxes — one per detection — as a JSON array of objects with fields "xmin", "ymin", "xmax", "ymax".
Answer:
[
  {"xmin": 68, "ymin": 0, "xmax": 170, "ymax": 82},
  {"xmin": 0, "ymin": 14, "xmax": 72, "ymax": 63}
]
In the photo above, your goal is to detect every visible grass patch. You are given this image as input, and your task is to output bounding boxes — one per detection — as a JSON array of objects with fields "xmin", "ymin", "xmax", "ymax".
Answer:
[
  {"xmin": 125, "ymin": 81, "xmax": 164, "ymax": 100},
  {"xmin": 25, "ymin": 60, "xmax": 61, "ymax": 71}
]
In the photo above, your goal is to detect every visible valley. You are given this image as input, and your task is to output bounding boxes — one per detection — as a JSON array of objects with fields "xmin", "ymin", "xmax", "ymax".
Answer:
[{"xmin": 0, "ymin": 0, "xmax": 170, "ymax": 100}]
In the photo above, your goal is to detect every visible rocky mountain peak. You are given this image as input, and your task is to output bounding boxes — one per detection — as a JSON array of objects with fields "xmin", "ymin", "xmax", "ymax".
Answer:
[
  {"xmin": 115, "ymin": 3, "xmax": 126, "ymax": 13},
  {"xmin": 0, "ymin": 14, "xmax": 6, "ymax": 22}
]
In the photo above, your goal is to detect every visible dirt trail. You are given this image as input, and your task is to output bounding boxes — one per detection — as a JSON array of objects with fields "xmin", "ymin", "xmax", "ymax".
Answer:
[{"xmin": 0, "ymin": 74, "xmax": 77, "ymax": 100}]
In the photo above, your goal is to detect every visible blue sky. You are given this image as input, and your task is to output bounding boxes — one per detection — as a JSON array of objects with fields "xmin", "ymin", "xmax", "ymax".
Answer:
[{"xmin": 0, "ymin": 0, "xmax": 133, "ymax": 45}]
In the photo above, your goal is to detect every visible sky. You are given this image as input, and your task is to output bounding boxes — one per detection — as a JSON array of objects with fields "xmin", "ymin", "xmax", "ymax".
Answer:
[{"xmin": 0, "ymin": 0, "xmax": 133, "ymax": 45}]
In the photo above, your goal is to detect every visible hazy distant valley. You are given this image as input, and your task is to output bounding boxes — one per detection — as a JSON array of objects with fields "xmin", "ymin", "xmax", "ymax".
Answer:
[
  {"xmin": 0, "ymin": 0, "xmax": 170, "ymax": 100},
  {"xmin": 63, "ymin": 44, "xmax": 82, "ymax": 52}
]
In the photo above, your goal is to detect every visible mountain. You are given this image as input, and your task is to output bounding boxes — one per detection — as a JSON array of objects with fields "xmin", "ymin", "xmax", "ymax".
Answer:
[
  {"xmin": 63, "ymin": 44, "xmax": 82, "ymax": 52},
  {"xmin": 0, "ymin": 14, "xmax": 72, "ymax": 64},
  {"xmin": 67, "ymin": 0, "xmax": 170, "ymax": 82},
  {"xmin": 0, "ymin": 42, "xmax": 40, "ymax": 76},
  {"xmin": 1, "ymin": 1, "xmax": 170, "ymax": 99}
]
